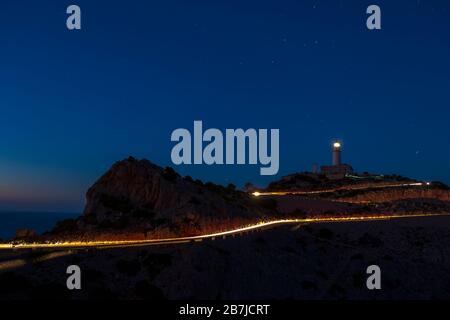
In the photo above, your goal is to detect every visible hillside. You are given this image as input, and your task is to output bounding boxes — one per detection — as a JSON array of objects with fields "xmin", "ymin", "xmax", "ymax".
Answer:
[
  {"xmin": 47, "ymin": 157, "xmax": 275, "ymax": 242},
  {"xmin": 2, "ymin": 215, "xmax": 450, "ymax": 299},
  {"xmin": 8, "ymin": 157, "xmax": 450, "ymax": 244}
]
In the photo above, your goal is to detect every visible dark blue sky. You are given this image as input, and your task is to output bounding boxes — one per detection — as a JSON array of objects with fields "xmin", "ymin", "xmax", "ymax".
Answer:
[{"xmin": 0, "ymin": 0, "xmax": 449, "ymax": 212}]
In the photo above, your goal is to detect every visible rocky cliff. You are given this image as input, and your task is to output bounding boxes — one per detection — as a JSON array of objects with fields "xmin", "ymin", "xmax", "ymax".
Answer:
[{"xmin": 76, "ymin": 157, "xmax": 269, "ymax": 235}]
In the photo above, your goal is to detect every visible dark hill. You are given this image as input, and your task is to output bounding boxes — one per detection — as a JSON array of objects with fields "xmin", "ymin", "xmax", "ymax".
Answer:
[{"xmin": 52, "ymin": 157, "xmax": 273, "ymax": 238}]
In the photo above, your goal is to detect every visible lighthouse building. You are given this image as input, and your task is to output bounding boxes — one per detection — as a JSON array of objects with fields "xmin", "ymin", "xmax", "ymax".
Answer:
[{"xmin": 320, "ymin": 141, "xmax": 354, "ymax": 179}]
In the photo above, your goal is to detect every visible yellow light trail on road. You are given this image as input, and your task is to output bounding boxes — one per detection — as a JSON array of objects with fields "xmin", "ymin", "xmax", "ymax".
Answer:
[
  {"xmin": 0, "ymin": 212, "xmax": 448, "ymax": 250},
  {"xmin": 252, "ymin": 182, "xmax": 425, "ymax": 197}
]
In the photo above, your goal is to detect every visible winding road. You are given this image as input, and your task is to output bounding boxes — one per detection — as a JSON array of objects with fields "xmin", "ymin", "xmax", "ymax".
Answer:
[
  {"xmin": 1, "ymin": 212, "xmax": 448, "ymax": 250},
  {"xmin": 251, "ymin": 182, "xmax": 427, "ymax": 197}
]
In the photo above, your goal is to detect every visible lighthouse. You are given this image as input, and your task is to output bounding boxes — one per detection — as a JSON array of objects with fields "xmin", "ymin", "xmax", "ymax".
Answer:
[
  {"xmin": 332, "ymin": 141, "xmax": 341, "ymax": 166},
  {"xmin": 320, "ymin": 140, "xmax": 354, "ymax": 179}
]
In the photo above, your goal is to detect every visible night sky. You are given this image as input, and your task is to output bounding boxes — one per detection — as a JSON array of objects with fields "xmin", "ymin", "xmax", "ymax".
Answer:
[{"xmin": 0, "ymin": 0, "xmax": 449, "ymax": 212}]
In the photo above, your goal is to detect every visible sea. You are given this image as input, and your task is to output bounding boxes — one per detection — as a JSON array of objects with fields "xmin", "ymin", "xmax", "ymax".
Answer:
[{"xmin": 0, "ymin": 211, "xmax": 80, "ymax": 240}]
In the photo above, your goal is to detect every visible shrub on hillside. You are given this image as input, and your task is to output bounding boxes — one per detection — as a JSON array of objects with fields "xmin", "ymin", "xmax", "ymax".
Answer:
[
  {"xmin": 53, "ymin": 218, "xmax": 78, "ymax": 233},
  {"xmin": 162, "ymin": 167, "xmax": 180, "ymax": 182}
]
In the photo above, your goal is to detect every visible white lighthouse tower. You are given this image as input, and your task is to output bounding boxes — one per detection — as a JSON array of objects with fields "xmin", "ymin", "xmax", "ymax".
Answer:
[
  {"xmin": 320, "ymin": 140, "xmax": 353, "ymax": 179},
  {"xmin": 332, "ymin": 141, "xmax": 341, "ymax": 166}
]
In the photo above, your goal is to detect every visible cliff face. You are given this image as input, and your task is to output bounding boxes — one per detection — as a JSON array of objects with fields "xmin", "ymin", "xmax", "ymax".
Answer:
[
  {"xmin": 81, "ymin": 157, "xmax": 265, "ymax": 231},
  {"xmin": 83, "ymin": 157, "xmax": 188, "ymax": 218}
]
